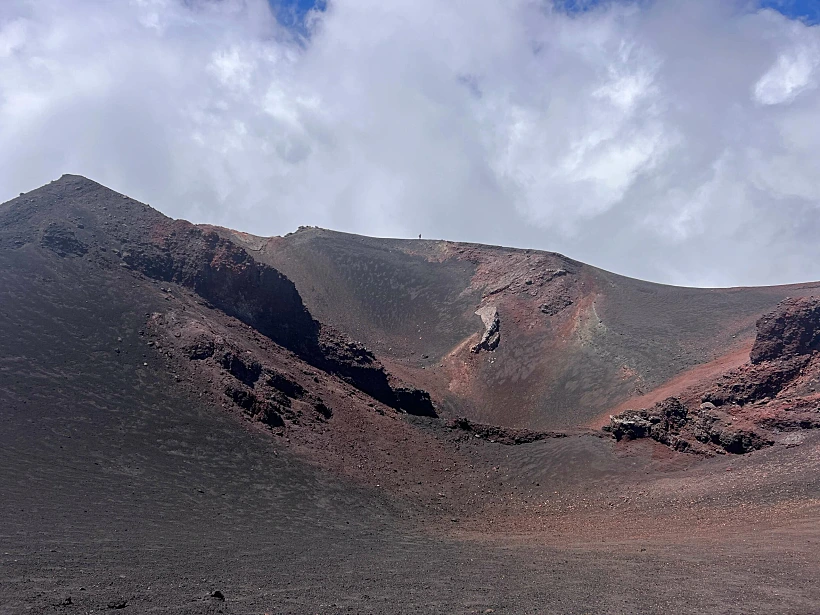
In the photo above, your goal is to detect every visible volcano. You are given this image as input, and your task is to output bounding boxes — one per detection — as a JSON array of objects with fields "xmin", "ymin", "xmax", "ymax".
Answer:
[{"xmin": 2, "ymin": 175, "xmax": 819, "ymax": 614}]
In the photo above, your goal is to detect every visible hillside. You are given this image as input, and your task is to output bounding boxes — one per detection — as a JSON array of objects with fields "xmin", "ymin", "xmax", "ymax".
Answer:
[
  {"xmin": 211, "ymin": 224, "xmax": 820, "ymax": 430},
  {"xmin": 1, "ymin": 175, "xmax": 819, "ymax": 614}
]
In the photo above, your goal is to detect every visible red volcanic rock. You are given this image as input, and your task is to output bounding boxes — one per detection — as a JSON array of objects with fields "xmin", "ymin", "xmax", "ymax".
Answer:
[
  {"xmin": 750, "ymin": 297, "xmax": 820, "ymax": 364},
  {"xmin": 609, "ymin": 298, "xmax": 820, "ymax": 454},
  {"xmin": 700, "ymin": 355, "xmax": 810, "ymax": 408}
]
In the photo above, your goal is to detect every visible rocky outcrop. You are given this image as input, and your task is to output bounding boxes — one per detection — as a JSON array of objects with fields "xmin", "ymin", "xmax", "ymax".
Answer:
[
  {"xmin": 447, "ymin": 417, "xmax": 566, "ymax": 445},
  {"xmin": 161, "ymin": 317, "xmax": 330, "ymax": 429},
  {"xmin": 219, "ymin": 351, "xmax": 263, "ymax": 387},
  {"xmin": 116, "ymin": 220, "xmax": 437, "ymax": 417},
  {"xmin": 121, "ymin": 220, "xmax": 319, "ymax": 352},
  {"xmin": 313, "ymin": 328, "xmax": 436, "ymax": 416},
  {"xmin": 608, "ymin": 298, "xmax": 820, "ymax": 455},
  {"xmin": 41, "ymin": 224, "xmax": 88, "ymax": 257},
  {"xmin": 701, "ymin": 355, "xmax": 809, "ymax": 407},
  {"xmin": 702, "ymin": 297, "xmax": 820, "ymax": 409},
  {"xmin": 750, "ymin": 297, "xmax": 820, "ymax": 364},
  {"xmin": 471, "ymin": 305, "xmax": 500, "ymax": 353},
  {"xmin": 608, "ymin": 398, "xmax": 692, "ymax": 452},
  {"xmin": 607, "ymin": 397, "xmax": 772, "ymax": 455},
  {"xmin": 692, "ymin": 403, "xmax": 772, "ymax": 454}
]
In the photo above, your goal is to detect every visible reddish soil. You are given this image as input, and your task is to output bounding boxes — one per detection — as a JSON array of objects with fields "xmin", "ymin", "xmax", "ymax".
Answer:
[
  {"xmin": 593, "ymin": 342, "xmax": 754, "ymax": 428},
  {"xmin": 1, "ymin": 176, "xmax": 819, "ymax": 614}
]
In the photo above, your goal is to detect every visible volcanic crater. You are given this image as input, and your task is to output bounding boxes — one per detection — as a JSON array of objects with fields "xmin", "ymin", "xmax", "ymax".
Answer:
[{"xmin": 2, "ymin": 175, "xmax": 820, "ymax": 614}]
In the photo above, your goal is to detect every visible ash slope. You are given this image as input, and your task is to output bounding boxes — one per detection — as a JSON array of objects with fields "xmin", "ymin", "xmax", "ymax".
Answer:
[
  {"xmin": 2, "ymin": 175, "xmax": 820, "ymax": 614},
  {"xmin": 212, "ymin": 225, "xmax": 820, "ymax": 430}
]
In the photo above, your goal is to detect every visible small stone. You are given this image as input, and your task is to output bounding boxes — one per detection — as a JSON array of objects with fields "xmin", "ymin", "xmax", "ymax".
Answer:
[{"xmin": 210, "ymin": 590, "xmax": 225, "ymax": 601}]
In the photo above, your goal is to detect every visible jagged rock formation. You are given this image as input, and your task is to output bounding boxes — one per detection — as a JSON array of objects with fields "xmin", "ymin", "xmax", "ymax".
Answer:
[
  {"xmin": 607, "ymin": 397, "xmax": 772, "ymax": 454},
  {"xmin": 147, "ymin": 314, "xmax": 331, "ymax": 429},
  {"xmin": 750, "ymin": 297, "xmax": 820, "ymax": 364},
  {"xmin": 127, "ymin": 224, "xmax": 437, "ymax": 416},
  {"xmin": 608, "ymin": 297, "xmax": 820, "ymax": 454},
  {"xmin": 471, "ymin": 305, "xmax": 500, "ymax": 353}
]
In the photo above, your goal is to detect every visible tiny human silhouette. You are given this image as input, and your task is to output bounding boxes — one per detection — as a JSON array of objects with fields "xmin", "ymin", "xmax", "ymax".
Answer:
[{"xmin": 418, "ymin": 234, "xmax": 422, "ymax": 239}]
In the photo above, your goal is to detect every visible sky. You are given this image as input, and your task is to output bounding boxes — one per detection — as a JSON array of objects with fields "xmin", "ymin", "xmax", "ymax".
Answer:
[{"xmin": 2, "ymin": 1, "xmax": 820, "ymax": 287}]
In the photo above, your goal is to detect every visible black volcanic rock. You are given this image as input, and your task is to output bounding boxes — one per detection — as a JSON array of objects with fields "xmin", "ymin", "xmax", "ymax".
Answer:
[
  {"xmin": 608, "ymin": 396, "xmax": 773, "ymax": 455},
  {"xmin": 750, "ymin": 297, "xmax": 820, "ymax": 364},
  {"xmin": 118, "ymin": 219, "xmax": 319, "ymax": 352},
  {"xmin": 314, "ymin": 327, "xmax": 437, "ymax": 416}
]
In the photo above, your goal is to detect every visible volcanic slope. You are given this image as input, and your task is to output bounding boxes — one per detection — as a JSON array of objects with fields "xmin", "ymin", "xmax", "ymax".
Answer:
[
  {"xmin": 2, "ymin": 175, "xmax": 820, "ymax": 614},
  {"xmin": 212, "ymin": 225, "xmax": 820, "ymax": 430}
]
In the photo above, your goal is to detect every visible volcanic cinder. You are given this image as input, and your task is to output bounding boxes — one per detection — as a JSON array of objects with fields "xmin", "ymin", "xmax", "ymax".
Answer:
[{"xmin": 2, "ymin": 175, "xmax": 819, "ymax": 614}]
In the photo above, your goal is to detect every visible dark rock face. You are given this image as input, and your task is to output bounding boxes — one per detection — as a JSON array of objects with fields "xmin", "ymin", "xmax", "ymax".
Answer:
[
  {"xmin": 608, "ymin": 397, "xmax": 771, "ymax": 455},
  {"xmin": 120, "ymin": 221, "xmax": 319, "ymax": 353},
  {"xmin": 393, "ymin": 387, "xmax": 437, "ymax": 418},
  {"xmin": 41, "ymin": 224, "xmax": 88, "ymax": 257},
  {"xmin": 750, "ymin": 297, "xmax": 820, "ymax": 364},
  {"xmin": 609, "ymin": 398, "xmax": 691, "ymax": 452},
  {"xmin": 314, "ymin": 402, "xmax": 333, "ymax": 419},
  {"xmin": 219, "ymin": 352, "xmax": 262, "ymax": 387},
  {"xmin": 691, "ymin": 405, "xmax": 773, "ymax": 453},
  {"xmin": 701, "ymin": 355, "xmax": 809, "ymax": 407},
  {"xmin": 313, "ymin": 328, "xmax": 437, "ymax": 417},
  {"xmin": 265, "ymin": 370, "xmax": 306, "ymax": 399}
]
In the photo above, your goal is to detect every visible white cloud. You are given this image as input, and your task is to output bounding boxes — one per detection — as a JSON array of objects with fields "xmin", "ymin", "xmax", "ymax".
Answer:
[{"xmin": 2, "ymin": 0, "xmax": 820, "ymax": 286}]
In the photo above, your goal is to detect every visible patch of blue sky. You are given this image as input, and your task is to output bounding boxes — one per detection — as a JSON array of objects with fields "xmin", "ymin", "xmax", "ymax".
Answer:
[
  {"xmin": 269, "ymin": 0, "xmax": 820, "ymax": 31},
  {"xmin": 758, "ymin": 0, "xmax": 820, "ymax": 24},
  {"xmin": 556, "ymin": 0, "xmax": 820, "ymax": 22},
  {"xmin": 269, "ymin": 0, "xmax": 326, "ymax": 32}
]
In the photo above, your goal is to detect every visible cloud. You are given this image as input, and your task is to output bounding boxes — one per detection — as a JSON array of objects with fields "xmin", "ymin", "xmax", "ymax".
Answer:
[{"xmin": 2, "ymin": 0, "xmax": 820, "ymax": 287}]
